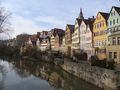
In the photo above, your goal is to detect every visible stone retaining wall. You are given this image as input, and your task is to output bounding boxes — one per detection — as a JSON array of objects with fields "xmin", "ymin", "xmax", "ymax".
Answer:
[{"xmin": 61, "ymin": 60, "xmax": 120, "ymax": 90}]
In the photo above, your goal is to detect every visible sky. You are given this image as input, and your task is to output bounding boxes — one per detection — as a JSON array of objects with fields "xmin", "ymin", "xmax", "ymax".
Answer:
[{"xmin": 1, "ymin": 0, "xmax": 120, "ymax": 38}]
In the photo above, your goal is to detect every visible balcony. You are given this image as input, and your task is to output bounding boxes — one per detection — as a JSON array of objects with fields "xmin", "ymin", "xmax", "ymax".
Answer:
[{"xmin": 108, "ymin": 29, "xmax": 120, "ymax": 36}]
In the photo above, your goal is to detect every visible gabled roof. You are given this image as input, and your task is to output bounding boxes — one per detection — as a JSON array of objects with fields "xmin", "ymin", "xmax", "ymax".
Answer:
[
  {"xmin": 109, "ymin": 6, "xmax": 120, "ymax": 16},
  {"xmin": 87, "ymin": 19, "xmax": 95, "ymax": 32},
  {"xmin": 99, "ymin": 12, "xmax": 109, "ymax": 20},
  {"xmin": 50, "ymin": 28, "xmax": 65, "ymax": 37},
  {"xmin": 66, "ymin": 24, "xmax": 74, "ymax": 33},
  {"xmin": 30, "ymin": 34, "xmax": 37, "ymax": 41},
  {"xmin": 82, "ymin": 18, "xmax": 95, "ymax": 32},
  {"xmin": 114, "ymin": 6, "xmax": 120, "ymax": 15},
  {"xmin": 83, "ymin": 19, "xmax": 89, "ymax": 25},
  {"xmin": 76, "ymin": 18, "xmax": 82, "ymax": 26}
]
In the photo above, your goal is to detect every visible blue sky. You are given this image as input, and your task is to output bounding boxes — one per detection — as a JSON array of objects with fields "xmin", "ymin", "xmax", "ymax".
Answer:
[{"xmin": 1, "ymin": 0, "xmax": 120, "ymax": 37}]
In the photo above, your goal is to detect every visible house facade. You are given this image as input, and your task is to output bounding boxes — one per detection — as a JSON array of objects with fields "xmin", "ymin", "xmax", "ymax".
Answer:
[
  {"xmin": 106, "ymin": 6, "xmax": 120, "ymax": 64},
  {"xmin": 50, "ymin": 34, "xmax": 55, "ymax": 50},
  {"xmin": 93, "ymin": 12, "xmax": 109, "ymax": 60},
  {"xmin": 72, "ymin": 8, "xmax": 84, "ymax": 54},
  {"xmin": 80, "ymin": 18, "xmax": 94, "ymax": 59},
  {"xmin": 60, "ymin": 36, "xmax": 66, "ymax": 54},
  {"xmin": 27, "ymin": 31, "xmax": 51, "ymax": 51},
  {"xmin": 80, "ymin": 20, "xmax": 87, "ymax": 50},
  {"xmin": 50, "ymin": 28, "xmax": 65, "ymax": 51},
  {"xmin": 65, "ymin": 24, "xmax": 74, "ymax": 56},
  {"xmin": 37, "ymin": 38, "xmax": 50, "ymax": 51}
]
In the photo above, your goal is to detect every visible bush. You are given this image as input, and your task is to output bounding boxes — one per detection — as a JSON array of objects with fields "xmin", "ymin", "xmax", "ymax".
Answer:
[
  {"xmin": 0, "ymin": 44, "xmax": 20, "ymax": 58},
  {"xmin": 73, "ymin": 51, "xmax": 88, "ymax": 62},
  {"xmin": 21, "ymin": 45, "xmax": 42, "ymax": 59},
  {"xmin": 89, "ymin": 55, "xmax": 107, "ymax": 68},
  {"xmin": 106, "ymin": 59, "xmax": 115, "ymax": 69}
]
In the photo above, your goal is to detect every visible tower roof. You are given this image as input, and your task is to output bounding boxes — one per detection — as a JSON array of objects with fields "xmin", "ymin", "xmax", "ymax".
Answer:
[{"xmin": 78, "ymin": 8, "xmax": 84, "ymax": 19}]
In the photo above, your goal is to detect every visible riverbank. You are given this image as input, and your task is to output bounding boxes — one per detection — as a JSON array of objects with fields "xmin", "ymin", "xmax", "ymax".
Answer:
[
  {"xmin": 0, "ymin": 45, "xmax": 119, "ymax": 90},
  {"xmin": 20, "ymin": 49, "xmax": 120, "ymax": 90},
  {"xmin": 59, "ymin": 58, "xmax": 120, "ymax": 90},
  {"xmin": 0, "ymin": 59, "xmax": 103, "ymax": 90}
]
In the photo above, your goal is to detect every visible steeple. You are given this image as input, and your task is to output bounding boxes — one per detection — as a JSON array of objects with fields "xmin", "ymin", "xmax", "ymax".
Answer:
[{"xmin": 78, "ymin": 8, "xmax": 84, "ymax": 19}]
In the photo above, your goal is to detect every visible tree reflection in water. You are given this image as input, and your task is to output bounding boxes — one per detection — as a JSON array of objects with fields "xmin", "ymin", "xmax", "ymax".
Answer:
[
  {"xmin": 11, "ymin": 59, "xmax": 102, "ymax": 90},
  {"xmin": 0, "ymin": 59, "xmax": 103, "ymax": 90}
]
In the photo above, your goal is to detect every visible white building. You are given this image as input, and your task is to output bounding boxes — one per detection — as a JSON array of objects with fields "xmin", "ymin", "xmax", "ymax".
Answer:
[
  {"xmin": 80, "ymin": 18, "xmax": 94, "ymax": 59},
  {"xmin": 72, "ymin": 8, "xmax": 84, "ymax": 54},
  {"xmin": 37, "ymin": 38, "xmax": 50, "ymax": 51}
]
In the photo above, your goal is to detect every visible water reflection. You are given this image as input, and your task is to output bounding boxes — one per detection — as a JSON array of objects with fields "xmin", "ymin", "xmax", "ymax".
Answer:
[{"xmin": 0, "ymin": 59, "xmax": 102, "ymax": 90}]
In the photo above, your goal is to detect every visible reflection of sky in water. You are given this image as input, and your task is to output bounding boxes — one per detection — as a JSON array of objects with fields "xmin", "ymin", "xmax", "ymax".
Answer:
[
  {"xmin": 0, "ymin": 59, "xmax": 102, "ymax": 90},
  {"xmin": 0, "ymin": 60, "xmax": 54, "ymax": 90}
]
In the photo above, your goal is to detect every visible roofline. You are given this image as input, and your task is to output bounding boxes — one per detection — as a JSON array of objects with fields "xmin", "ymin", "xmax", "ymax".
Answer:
[{"xmin": 108, "ymin": 6, "xmax": 120, "ymax": 20}]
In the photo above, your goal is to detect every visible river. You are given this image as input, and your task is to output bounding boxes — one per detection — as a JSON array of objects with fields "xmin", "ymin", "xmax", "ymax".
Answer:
[{"xmin": 0, "ymin": 59, "xmax": 102, "ymax": 90}]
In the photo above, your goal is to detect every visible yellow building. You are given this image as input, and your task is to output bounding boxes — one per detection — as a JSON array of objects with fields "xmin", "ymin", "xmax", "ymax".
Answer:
[{"xmin": 93, "ymin": 12, "xmax": 109, "ymax": 60}]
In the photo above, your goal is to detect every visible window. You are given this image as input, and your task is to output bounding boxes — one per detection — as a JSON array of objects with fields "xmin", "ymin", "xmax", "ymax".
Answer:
[
  {"xmin": 109, "ymin": 52, "xmax": 112, "ymax": 58},
  {"xmin": 105, "ymin": 40, "xmax": 107, "ymax": 45},
  {"xmin": 117, "ymin": 37, "xmax": 120, "ymax": 45},
  {"xmin": 99, "ymin": 41, "xmax": 101, "ymax": 46},
  {"xmin": 114, "ymin": 11, "xmax": 115, "ymax": 15},
  {"xmin": 110, "ymin": 21, "xmax": 112, "ymax": 25},
  {"xmin": 114, "ymin": 52, "xmax": 117, "ymax": 59},
  {"xmin": 113, "ymin": 19, "xmax": 115, "ymax": 25},
  {"xmin": 94, "ymin": 25, "xmax": 96, "ymax": 29},
  {"xmin": 103, "ymin": 22, "xmax": 104, "ymax": 27},
  {"xmin": 99, "ymin": 23, "xmax": 101, "ymax": 28},
  {"xmin": 100, "ymin": 23, "xmax": 101, "ymax": 28},
  {"xmin": 117, "ymin": 19, "xmax": 118, "ymax": 24},
  {"xmin": 102, "ymin": 41, "xmax": 104, "ymax": 46},
  {"xmin": 96, "ymin": 41, "xmax": 98, "ymax": 46},
  {"xmin": 112, "ymin": 37, "xmax": 116, "ymax": 45},
  {"xmin": 97, "ymin": 23, "xmax": 99, "ymax": 28}
]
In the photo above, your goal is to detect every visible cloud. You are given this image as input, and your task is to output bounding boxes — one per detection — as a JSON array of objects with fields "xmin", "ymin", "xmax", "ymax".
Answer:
[
  {"xmin": 1, "ymin": 0, "xmax": 119, "ymax": 38},
  {"xmin": 35, "ymin": 16, "xmax": 66, "ymax": 26},
  {"xmin": 11, "ymin": 14, "xmax": 48, "ymax": 37}
]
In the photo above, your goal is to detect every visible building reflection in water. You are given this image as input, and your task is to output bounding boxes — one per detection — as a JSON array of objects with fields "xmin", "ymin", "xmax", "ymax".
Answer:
[{"xmin": 11, "ymin": 59, "xmax": 102, "ymax": 90}]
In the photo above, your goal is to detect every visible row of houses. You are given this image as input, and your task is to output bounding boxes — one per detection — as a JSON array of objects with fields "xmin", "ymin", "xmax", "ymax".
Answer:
[
  {"xmin": 27, "ymin": 28, "xmax": 65, "ymax": 51},
  {"xmin": 27, "ymin": 6, "xmax": 120, "ymax": 64}
]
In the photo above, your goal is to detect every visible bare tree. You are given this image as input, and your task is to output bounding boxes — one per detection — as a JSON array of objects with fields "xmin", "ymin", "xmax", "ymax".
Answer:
[
  {"xmin": 0, "ymin": 8, "xmax": 12, "ymax": 36},
  {"xmin": 0, "ymin": 1, "xmax": 12, "ymax": 39}
]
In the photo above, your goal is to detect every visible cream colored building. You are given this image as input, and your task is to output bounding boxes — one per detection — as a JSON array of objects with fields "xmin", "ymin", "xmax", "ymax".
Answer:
[{"xmin": 106, "ymin": 6, "xmax": 120, "ymax": 64}]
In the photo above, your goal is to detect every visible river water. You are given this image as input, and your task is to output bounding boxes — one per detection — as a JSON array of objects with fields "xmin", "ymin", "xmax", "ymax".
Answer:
[{"xmin": 0, "ymin": 59, "xmax": 102, "ymax": 90}]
